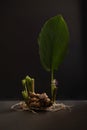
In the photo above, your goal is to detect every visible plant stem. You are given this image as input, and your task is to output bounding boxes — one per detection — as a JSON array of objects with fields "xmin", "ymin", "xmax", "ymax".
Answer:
[
  {"xmin": 51, "ymin": 70, "xmax": 54, "ymax": 101},
  {"xmin": 51, "ymin": 70, "xmax": 57, "ymax": 103},
  {"xmin": 51, "ymin": 69, "xmax": 54, "ymax": 82},
  {"xmin": 32, "ymin": 79, "xmax": 35, "ymax": 93}
]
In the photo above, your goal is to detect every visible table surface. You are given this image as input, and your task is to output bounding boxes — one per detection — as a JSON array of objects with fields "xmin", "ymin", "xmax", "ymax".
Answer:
[{"xmin": 0, "ymin": 100, "xmax": 87, "ymax": 130}]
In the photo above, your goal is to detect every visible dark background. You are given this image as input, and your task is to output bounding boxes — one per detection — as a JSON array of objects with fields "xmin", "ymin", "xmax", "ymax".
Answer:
[{"xmin": 0, "ymin": 0, "xmax": 86, "ymax": 100}]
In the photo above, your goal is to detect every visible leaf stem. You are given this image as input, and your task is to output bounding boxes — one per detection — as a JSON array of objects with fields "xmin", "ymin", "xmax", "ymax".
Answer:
[
  {"xmin": 51, "ymin": 69, "xmax": 54, "ymax": 101},
  {"xmin": 51, "ymin": 69, "xmax": 54, "ymax": 82},
  {"xmin": 51, "ymin": 70, "xmax": 57, "ymax": 103}
]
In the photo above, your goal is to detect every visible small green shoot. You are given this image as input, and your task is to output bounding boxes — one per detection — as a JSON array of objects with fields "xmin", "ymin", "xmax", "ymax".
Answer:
[{"xmin": 22, "ymin": 75, "xmax": 35, "ymax": 99}]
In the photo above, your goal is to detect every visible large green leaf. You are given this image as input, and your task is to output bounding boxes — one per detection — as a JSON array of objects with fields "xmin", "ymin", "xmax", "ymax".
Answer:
[{"xmin": 38, "ymin": 15, "xmax": 69, "ymax": 72}]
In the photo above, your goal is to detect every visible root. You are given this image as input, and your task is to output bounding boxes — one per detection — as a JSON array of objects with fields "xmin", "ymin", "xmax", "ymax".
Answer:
[
  {"xmin": 47, "ymin": 102, "xmax": 72, "ymax": 112},
  {"xmin": 11, "ymin": 101, "xmax": 72, "ymax": 113}
]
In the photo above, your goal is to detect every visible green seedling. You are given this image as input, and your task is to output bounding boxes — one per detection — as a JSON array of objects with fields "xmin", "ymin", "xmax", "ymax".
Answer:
[
  {"xmin": 22, "ymin": 15, "xmax": 69, "ymax": 103},
  {"xmin": 22, "ymin": 75, "xmax": 35, "ymax": 99},
  {"xmin": 38, "ymin": 15, "xmax": 69, "ymax": 102}
]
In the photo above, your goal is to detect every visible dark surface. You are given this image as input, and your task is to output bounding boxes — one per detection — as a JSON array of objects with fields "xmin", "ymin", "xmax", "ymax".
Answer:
[{"xmin": 0, "ymin": 101, "xmax": 87, "ymax": 130}]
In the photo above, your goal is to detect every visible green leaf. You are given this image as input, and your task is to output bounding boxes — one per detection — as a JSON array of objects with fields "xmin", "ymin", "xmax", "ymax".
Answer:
[{"xmin": 38, "ymin": 15, "xmax": 69, "ymax": 72}]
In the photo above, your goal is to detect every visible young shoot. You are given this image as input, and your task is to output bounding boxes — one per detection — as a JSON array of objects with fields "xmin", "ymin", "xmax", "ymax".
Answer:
[{"xmin": 38, "ymin": 15, "xmax": 69, "ymax": 102}]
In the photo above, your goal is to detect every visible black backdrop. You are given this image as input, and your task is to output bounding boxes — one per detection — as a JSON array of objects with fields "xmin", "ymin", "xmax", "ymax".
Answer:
[{"xmin": 0, "ymin": 0, "xmax": 86, "ymax": 100}]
